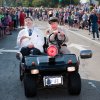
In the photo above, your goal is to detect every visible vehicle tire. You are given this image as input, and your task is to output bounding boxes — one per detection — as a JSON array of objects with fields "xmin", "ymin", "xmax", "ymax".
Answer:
[
  {"xmin": 68, "ymin": 73, "xmax": 81, "ymax": 95},
  {"xmin": 19, "ymin": 63, "xmax": 24, "ymax": 81},
  {"xmin": 24, "ymin": 74, "xmax": 37, "ymax": 97}
]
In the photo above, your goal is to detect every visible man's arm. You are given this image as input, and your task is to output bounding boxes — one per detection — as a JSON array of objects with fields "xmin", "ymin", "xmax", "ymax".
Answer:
[
  {"xmin": 17, "ymin": 31, "xmax": 22, "ymax": 48},
  {"xmin": 17, "ymin": 30, "xmax": 29, "ymax": 48},
  {"xmin": 58, "ymin": 28, "xmax": 69, "ymax": 43}
]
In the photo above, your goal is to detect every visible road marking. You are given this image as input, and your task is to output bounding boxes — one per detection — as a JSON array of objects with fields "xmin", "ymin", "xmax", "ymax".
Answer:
[
  {"xmin": 88, "ymin": 82, "xmax": 96, "ymax": 88},
  {"xmin": 68, "ymin": 43, "xmax": 89, "ymax": 51},
  {"xmin": 0, "ymin": 43, "xmax": 89, "ymax": 54},
  {"xmin": 88, "ymin": 81, "xmax": 100, "ymax": 94},
  {"xmin": 67, "ymin": 29, "xmax": 100, "ymax": 46},
  {"xmin": 0, "ymin": 48, "xmax": 18, "ymax": 54}
]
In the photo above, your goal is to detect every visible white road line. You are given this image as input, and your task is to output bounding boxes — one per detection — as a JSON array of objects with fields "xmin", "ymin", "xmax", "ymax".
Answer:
[
  {"xmin": 88, "ymin": 81, "xmax": 100, "ymax": 94},
  {"xmin": 68, "ymin": 43, "xmax": 88, "ymax": 51},
  {"xmin": 67, "ymin": 29, "xmax": 100, "ymax": 46},
  {"xmin": 88, "ymin": 82, "xmax": 96, "ymax": 88},
  {"xmin": 0, "ymin": 48, "xmax": 18, "ymax": 54}
]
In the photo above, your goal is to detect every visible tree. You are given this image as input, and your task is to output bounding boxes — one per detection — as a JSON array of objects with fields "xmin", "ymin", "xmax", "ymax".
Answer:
[
  {"xmin": 32, "ymin": 0, "xmax": 44, "ymax": 7},
  {"xmin": 96, "ymin": 0, "xmax": 100, "ymax": 4},
  {"xmin": 5, "ymin": 0, "xmax": 80, "ymax": 7}
]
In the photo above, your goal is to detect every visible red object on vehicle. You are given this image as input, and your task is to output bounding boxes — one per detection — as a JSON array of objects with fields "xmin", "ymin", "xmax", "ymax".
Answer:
[
  {"xmin": 47, "ymin": 45, "xmax": 58, "ymax": 57},
  {"xmin": 68, "ymin": 60, "xmax": 72, "ymax": 64}
]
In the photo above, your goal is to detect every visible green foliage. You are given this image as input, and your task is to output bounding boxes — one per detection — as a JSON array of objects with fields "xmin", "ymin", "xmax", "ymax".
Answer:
[
  {"xmin": 20, "ymin": 0, "xmax": 80, "ymax": 7},
  {"xmin": 59, "ymin": 0, "xmax": 62, "ymax": 2},
  {"xmin": 1, "ymin": 0, "xmax": 81, "ymax": 7},
  {"xmin": 73, "ymin": 0, "xmax": 79, "ymax": 4},
  {"xmin": 96, "ymin": 0, "xmax": 100, "ymax": 4},
  {"xmin": 29, "ymin": 0, "xmax": 46, "ymax": 7}
]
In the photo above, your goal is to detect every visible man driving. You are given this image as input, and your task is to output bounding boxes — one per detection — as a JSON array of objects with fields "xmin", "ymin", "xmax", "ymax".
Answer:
[{"xmin": 45, "ymin": 17, "xmax": 70, "ymax": 54}]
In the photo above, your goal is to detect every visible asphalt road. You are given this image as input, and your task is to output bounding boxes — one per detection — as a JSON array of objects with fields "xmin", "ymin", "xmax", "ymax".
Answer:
[{"xmin": 0, "ymin": 20, "xmax": 100, "ymax": 100}]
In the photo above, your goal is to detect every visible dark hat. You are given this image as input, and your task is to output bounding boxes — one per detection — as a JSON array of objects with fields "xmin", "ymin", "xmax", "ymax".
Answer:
[{"xmin": 48, "ymin": 17, "xmax": 59, "ymax": 24}]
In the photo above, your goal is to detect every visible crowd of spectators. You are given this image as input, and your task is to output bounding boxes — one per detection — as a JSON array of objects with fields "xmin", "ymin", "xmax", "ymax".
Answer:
[{"xmin": 0, "ymin": 4, "xmax": 100, "ymax": 39}]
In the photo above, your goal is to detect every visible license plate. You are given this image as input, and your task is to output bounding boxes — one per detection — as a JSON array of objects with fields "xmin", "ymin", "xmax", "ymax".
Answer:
[{"xmin": 43, "ymin": 76, "xmax": 63, "ymax": 86}]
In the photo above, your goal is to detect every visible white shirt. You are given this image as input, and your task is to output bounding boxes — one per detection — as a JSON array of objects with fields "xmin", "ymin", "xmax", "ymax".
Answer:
[{"xmin": 17, "ymin": 27, "xmax": 45, "ymax": 52}]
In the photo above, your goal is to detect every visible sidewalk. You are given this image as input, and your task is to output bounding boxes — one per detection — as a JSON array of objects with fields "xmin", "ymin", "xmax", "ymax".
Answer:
[{"xmin": 64, "ymin": 25, "xmax": 100, "ymax": 41}]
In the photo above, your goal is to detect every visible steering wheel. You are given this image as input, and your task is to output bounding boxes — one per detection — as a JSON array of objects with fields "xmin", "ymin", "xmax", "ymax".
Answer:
[{"xmin": 48, "ymin": 33, "xmax": 66, "ymax": 46}]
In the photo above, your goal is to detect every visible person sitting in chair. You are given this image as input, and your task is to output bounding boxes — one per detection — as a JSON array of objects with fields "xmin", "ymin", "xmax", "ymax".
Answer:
[
  {"xmin": 16, "ymin": 17, "xmax": 44, "ymax": 60},
  {"xmin": 45, "ymin": 17, "xmax": 70, "ymax": 54}
]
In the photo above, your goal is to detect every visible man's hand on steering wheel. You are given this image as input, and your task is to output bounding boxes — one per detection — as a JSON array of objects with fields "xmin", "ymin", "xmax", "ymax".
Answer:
[{"xmin": 48, "ymin": 32, "xmax": 66, "ymax": 45}]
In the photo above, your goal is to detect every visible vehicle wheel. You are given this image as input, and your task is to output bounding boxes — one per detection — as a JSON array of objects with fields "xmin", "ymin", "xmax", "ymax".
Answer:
[
  {"xmin": 24, "ymin": 74, "xmax": 37, "ymax": 97},
  {"xmin": 19, "ymin": 63, "xmax": 24, "ymax": 81},
  {"xmin": 68, "ymin": 73, "xmax": 81, "ymax": 95}
]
